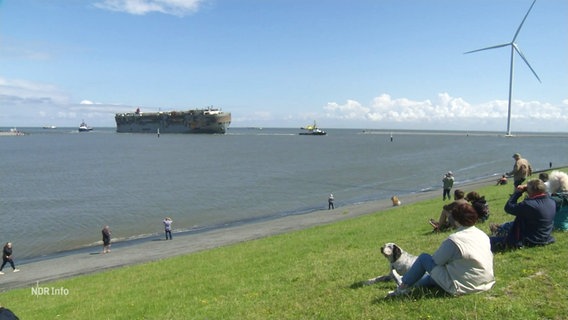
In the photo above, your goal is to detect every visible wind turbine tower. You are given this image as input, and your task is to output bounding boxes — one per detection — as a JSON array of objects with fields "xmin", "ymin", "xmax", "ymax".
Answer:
[{"xmin": 465, "ymin": 0, "xmax": 541, "ymax": 136}]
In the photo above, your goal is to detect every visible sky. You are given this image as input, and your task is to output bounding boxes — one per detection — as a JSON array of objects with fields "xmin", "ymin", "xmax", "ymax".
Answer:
[{"xmin": 0, "ymin": 0, "xmax": 567, "ymax": 132}]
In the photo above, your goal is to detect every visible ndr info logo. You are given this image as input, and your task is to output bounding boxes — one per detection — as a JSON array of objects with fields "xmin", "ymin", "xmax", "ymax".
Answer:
[{"xmin": 31, "ymin": 281, "xmax": 70, "ymax": 297}]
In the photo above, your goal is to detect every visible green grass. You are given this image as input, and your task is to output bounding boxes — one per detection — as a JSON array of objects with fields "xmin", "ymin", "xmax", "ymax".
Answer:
[{"xmin": 2, "ymin": 171, "xmax": 567, "ymax": 319}]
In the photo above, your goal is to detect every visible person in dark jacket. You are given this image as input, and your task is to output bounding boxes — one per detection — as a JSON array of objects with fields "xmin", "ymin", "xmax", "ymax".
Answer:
[
  {"xmin": 0, "ymin": 305, "xmax": 19, "ymax": 320},
  {"xmin": 102, "ymin": 225, "xmax": 112, "ymax": 254},
  {"xmin": 465, "ymin": 191, "xmax": 490, "ymax": 223},
  {"xmin": 490, "ymin": 179, "xmax": 556, "ymax": 251},
  {"xmin": 0, "ymin": 242, "xmax": 20, "ymax": 274}
]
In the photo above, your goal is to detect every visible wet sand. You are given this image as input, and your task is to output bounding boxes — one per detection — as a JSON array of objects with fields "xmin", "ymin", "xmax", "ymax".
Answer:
[{"xmin": 0, "ymin": 176, "xmax": 498, "ymax": 292}]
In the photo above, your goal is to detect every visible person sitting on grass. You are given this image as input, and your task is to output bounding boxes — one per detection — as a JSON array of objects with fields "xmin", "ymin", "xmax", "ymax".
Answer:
[
  {"xmin": 547, "ymin": 170, "xmax": 568, "ymax": 231},
  {"xmin": 429, "ymin": 189, "xmax": 467, "ymax": 231},
  {"xmin": 388, "ymin": 203, "xmax": 495, "ymax": 297},
  {"xmin": 496, "ymin": 175, "xmax": 508, "ymax": 186},
  {"xmin": 489, "ymin": 179, "xmax": 556, "ymax": 252},
  {"xmin": 465, "ymin": 191, "xmax": 490, "ymax": 223}
]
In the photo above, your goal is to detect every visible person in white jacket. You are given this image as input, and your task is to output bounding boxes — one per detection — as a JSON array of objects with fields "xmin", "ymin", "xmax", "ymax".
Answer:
[{"xmin": 388, "ymin": 203, "xmax": 495, "ymax": 297}]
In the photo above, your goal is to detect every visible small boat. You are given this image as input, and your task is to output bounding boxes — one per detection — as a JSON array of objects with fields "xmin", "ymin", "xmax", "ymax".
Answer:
[
  {"xmin": 299, "ymin": 121, "xmax": 327, "ymax": 136},
  {"xmin": 0, "ymin": 128, "xmax": 26, "ymax": 136},
  {"xmin": 78, "ymin": 121, "xmax": 93, "ymax": 132},
  {"xmin": 43, "ymin": 125, "xmax": 57, "ymax": 129}
]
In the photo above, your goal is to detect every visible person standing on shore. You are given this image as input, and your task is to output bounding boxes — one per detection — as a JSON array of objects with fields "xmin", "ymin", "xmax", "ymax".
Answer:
[
  {"xmin": 102, "ymin": 225, "xmax": 112, "ymax": 254},
  {"xmin": 0, "ymin": 242, "xmax": 20, "ymax": 274},
  {"xmin": 328, "ymin": 194, "xmax": 335, "ymax": 210},
  {"xmin": 442, "ymin": 172, "xmax": 454, "ymax": 201},
  {"xmin": 163, "ymin": 217, "xmax": 173, "ymax": 240},
  {"xmin": 508, "ymin": 153, "xmax": 532, "ymax": 188}
]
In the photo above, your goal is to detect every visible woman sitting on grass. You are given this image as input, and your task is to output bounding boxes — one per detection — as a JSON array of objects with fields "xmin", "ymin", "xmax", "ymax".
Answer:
[
  {"xmin": 465, "ymin": 191, "xmax": 490, "ymax": 223},
  {"xmin": 548, "ymin": 170, "xmax": 568, "ymax": 231},
  {"xmin": 388, "ymin": 203, "xmax": 495, "ymax": 297}
]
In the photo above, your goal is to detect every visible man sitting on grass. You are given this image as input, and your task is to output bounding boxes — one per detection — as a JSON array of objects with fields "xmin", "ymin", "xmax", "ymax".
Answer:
[
  {"xmin": 429, "ymin": 189, "xmax": 467, "ymax": 232},
  {"xmin": 490, "ymin": 179, "xmax": 556, "ymax": 252}
]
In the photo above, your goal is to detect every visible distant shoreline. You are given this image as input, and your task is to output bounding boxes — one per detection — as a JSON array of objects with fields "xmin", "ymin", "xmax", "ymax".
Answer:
[{"xmin": 2, "ymin": 126, "xmax": 568, "ymax": 137}]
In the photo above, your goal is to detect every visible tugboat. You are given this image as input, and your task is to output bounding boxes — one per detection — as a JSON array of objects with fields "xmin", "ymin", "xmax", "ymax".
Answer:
[
  {"xmin": 78, "ymin": 121, "xmax": 93, "ymax": 132},
  {"xmin": 299, "ymin": 121, "xmax": 326, "ymax": 136}
]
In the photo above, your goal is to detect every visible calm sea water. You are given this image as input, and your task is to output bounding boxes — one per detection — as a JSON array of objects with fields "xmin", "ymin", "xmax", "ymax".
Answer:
[{"xmin": 1, "ymin": 127, "xmax": 567, "ymax": 261}]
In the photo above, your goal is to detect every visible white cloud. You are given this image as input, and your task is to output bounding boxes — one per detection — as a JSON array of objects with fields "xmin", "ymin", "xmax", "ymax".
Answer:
[
  {"xmin": 1, "ymin": 75, "xmax": 566, "ymax": 131},
  {"xmin": 0, "ymin": 77, "xmax": 134, "ymax": 126},
  {"xmin": 0, "ymin": 77, "xmax": 69, "ymax": 105},
  {"xmin": 323, "ymin": 93, "xmax": 568, "ymax": 131},
  {"xmin": 94, "ymin": 0, "xmax": 204, "ymax": 16}
]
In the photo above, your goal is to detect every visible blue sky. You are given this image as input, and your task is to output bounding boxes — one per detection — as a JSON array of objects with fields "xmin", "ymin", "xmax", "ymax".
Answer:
[{"xmin": 1, "ymin": 0, "xmax": 567, "ymax": 132}]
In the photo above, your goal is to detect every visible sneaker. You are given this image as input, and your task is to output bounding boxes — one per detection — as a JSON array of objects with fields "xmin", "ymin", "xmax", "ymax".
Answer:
[
  {"xmin": 429, "ymin": 219, "xmax": 440, "ymax": 231},
  {"xmin": 13, "ymin": 269, "xmax": 20, "ymax": 273},
  {"xmin": 386, "ymin": 285, "xmax": 410, "ymax": 298},
  {"xmin": 0, "ymin": 271, "xmax": 4, "ymax": 275},
  {"xmin": 489, "ymin": 223, "xmax": 499, "ymax": 235}
]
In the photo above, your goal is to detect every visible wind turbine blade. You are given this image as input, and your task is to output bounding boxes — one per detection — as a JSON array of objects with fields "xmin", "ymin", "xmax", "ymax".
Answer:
[
  {"xmin": 464, "ymin": 43, "xmax": 510, "ymax": 54},
  {"xmin": 512, "ymin": 0, "xmax": 537, "ymax": 42},
  {"xmin": 513, "ymin": 44, "xmax": 541, "ymax": 82}
]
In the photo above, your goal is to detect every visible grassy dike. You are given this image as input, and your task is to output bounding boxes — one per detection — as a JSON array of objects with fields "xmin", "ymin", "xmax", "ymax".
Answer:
[{"xmin": 1, "ymin": 172, "xmax": 567, "ymax": 319}]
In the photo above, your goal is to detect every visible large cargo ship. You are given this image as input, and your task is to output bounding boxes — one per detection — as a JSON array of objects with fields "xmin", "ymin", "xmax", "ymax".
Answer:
[{"xmin": 115, "ymin": 107, "xmax": 231, "ymax": 134}]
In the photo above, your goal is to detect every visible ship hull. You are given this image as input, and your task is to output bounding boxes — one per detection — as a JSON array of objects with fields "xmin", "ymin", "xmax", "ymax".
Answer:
[{"xmin": 115, "ymin": 109, "xmax": 231, "ymax": 134}]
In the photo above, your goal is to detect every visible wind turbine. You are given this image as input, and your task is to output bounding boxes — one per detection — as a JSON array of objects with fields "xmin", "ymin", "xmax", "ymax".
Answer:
[{"xmin": 465, "ymin": 0, "xmax": 541, "ymax": 136}]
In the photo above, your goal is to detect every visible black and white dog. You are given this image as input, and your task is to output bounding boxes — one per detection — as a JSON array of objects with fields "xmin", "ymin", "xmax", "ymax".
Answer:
[{"xmin": 365, "ymin": 243, "xmax": 417, "ymax": 286}]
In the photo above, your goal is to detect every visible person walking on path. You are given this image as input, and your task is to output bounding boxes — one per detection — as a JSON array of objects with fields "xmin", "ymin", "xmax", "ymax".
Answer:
[
  {"xmin": 508, "ymin": 153, "xmax": 532, "ymax": 188},
  {"xmin": 163, "ymin": 217, "xmax": 173, "ymax": 240},
  {"xmin": 102, "ymin": 225, "xmax": 112, "ymax": 254},
  {"xmin": 0, "ymin": 242, "xmax": 20, "ymax": 274},
  {"xmin": 328, "ymin": 194, "xmax": 335, "ymax": 210},
  {"xmin": 442, "ymin": 172, "xmax": 454, "ymax": 201}
]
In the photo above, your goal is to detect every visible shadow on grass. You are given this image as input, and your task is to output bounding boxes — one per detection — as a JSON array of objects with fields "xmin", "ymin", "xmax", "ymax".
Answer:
[
  {"xmin": 373, "ymin": 287, "xmax": 450, "ymax": 303},
  {"xmin": 348, "ymin": 279, "xmax": 449, "ymax": 302},
  {"xmin": 350, "ymin": 280, "xmax": 371, "ymax": 289},
  {"xmin": 349, "ymin": 276, "xmax": 392, "ymax": 289}
]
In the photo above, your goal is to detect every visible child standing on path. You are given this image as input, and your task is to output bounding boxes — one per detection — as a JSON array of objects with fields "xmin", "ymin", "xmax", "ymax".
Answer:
[{"xmin": 0, "ymin": 242, "xmax": 20, "ymax": 274}]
